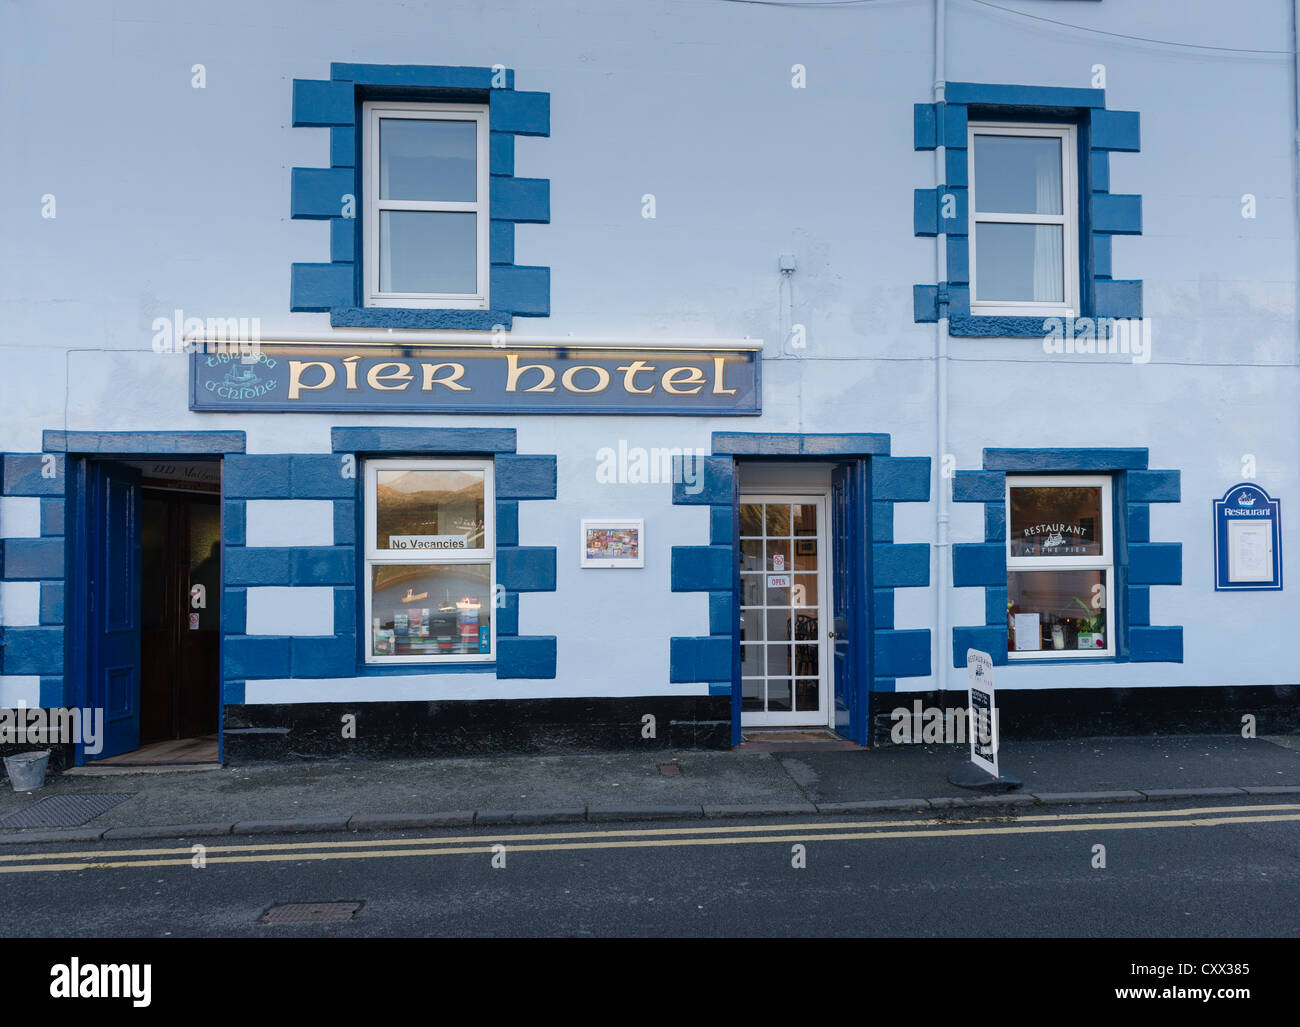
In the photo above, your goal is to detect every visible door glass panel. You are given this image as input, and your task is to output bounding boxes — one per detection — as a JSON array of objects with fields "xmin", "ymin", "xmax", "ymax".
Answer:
[
  {"xmin": 795, "ymin": 679, "xmax": 820, "ymax": 711},
  {"xmin": 767, "ymin": 679, "xmax": 792, "ymax": 712},
  {"xmin": 765, "ymin": 609, "xmax": 792, "ymax": 643},
  {"xmin": 765, "ymin": 540, "xmax": 791, "ymax": 572},
  {"xmin": 765, "ymin": 504, "xmax": 790, "ymax": 537},
  {"xmin": 793, "ymin": 503, "xmax": 817, "ymax": 535},
  {"xmin": 792, "ymin": 574, "xmax": 816, "ymax": 609},
  {"xmin": 739, "ymin": 539, "xmax": 763, "ymax": 571},
  {"xmin": 740, "ymin": 608, "xmax": 763, "ymax": 643},
  {"xmin": 766, "ymin": 644, "xmax": 791, "ymax": 677},
  {"xmin": 742, "ymin": 678, "xmax": 763, "ymax": 712},
  {"xmin": 741, "ymin": 574, "xmax": 764, "ymax": 605},
  {"xmin": 793, "ymin": 610, "xmax": 818, "ymax": 641},
  {"xmin": 739, "ymin": 504, "xmax": 763, "ymax": 537},
  {"xmin": 741, "ymin": 644, "xmax": 764, "ymax": 677}
]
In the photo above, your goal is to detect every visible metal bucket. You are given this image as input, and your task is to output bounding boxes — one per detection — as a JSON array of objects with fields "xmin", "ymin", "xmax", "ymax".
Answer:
[{"xmin": 3, "ymin": 750, "xmax": 51, "ymax": 791}]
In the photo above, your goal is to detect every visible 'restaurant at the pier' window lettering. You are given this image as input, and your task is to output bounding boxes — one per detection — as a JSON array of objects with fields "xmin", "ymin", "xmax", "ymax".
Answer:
[
  {"xmin": 364, "ymin": 459, "xmax": 496, "ymax": 663},
  {"xmin": 1006, "ymin": 475, "xmax": 1114, "ymax": 659}
]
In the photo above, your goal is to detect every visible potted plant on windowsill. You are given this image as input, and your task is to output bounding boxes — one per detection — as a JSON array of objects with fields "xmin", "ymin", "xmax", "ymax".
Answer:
[{"xmin": 1071, "ymin": 597, "xmax": 1105, "ymax": 650}]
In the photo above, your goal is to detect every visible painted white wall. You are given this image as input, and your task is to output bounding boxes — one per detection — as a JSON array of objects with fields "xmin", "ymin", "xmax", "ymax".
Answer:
[
  {"xmin": 0, "ymin": 582, "xmax": 41, "ymax": 627},
  {"xmin": 2, "ymin": 0, "xmax": 1298, "ymax": 701},
  {"xmin": 245, "ymin": 676, "xmax": 710, "ymax": 704},
  {"xmin": 245, "ymin": 586, "xmax": 335, "ymax": 637},
  {"xmin": 245, "ymin": 500, "xmax": 335, "ymax": 548},
  {"xmin": 0, "ymin": 498, "xmax": 41, "ymax": 539},
  {"xmin": 0, "ymin": 677, "xmax": 41, "ymax": 707}
]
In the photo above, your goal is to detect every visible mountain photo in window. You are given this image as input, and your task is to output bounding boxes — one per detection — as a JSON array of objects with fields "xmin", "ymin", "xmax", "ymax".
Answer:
[{"xmin": 374, "ymin": 468, "xmax": 485, "ymax": 551}]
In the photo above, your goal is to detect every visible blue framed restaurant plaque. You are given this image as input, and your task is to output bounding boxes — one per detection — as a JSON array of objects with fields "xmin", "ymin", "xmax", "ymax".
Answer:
[{"xmin": 1213, "ymin": 483, "xmax": 1282, "ymax": 591}]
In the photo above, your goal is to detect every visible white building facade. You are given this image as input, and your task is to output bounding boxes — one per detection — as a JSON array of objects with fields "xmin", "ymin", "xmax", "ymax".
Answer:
[{"xmin": 1, "ymin": 0, "xmax": 1296, "ymax": 764}]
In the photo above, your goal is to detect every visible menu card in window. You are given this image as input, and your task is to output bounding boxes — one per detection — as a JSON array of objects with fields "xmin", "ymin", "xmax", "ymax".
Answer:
[{"xmin": 1013, "ymin": 612, "xmax": 1042, "ymax": 651}]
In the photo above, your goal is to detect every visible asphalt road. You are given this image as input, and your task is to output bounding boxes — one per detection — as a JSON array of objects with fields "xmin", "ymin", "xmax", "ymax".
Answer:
[{"xmin": 1, "ymin": 797, "xmax": 1297, "ymax": 938}]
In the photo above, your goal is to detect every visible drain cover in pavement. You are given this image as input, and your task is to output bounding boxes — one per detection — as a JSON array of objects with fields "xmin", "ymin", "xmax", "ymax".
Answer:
[
  {"xmin": 0, "ymin": 793, "xmax": 134, "ymax": 829},
  {"xmin": 261, "ymin": 901, "xmax": 364, "ymax": 925}
]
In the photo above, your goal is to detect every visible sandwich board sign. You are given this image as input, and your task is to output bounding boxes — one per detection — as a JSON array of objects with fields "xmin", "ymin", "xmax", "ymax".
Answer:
[{"xmin": 966, "ymin": 648, "xmax": 998, "ymax": 778}]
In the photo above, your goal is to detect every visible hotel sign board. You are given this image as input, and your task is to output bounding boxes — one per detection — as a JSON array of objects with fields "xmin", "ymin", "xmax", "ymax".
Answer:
[{"xmin": 190, "ymin": 342, "xmax": 761, "ymax": 415}]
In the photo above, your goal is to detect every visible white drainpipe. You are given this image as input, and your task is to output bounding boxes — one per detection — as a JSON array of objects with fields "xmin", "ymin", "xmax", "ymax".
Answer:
[
  {"xmin": 933, "ymin": 0, "xmax": 952, "ymax": 695},
  {"xmin": 1293, "ymin": 0, "xmax": 1300, "ymax": 366}
]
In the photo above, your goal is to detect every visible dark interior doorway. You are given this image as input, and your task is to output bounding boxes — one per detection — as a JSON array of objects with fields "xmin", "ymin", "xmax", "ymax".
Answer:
[
  {"xmin": 79, "ymin": 457, "xmax": 222, "ymax": 763},
  {"xmin": 139, "ymin": 478, "xmax": 221, "ymax": 746}
]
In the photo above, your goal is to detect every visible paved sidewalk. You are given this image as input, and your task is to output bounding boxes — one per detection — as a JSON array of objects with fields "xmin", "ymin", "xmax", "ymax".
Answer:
[{"xmin": 1, "ymin": 734, "xmax": 1298, "ymax": 844}]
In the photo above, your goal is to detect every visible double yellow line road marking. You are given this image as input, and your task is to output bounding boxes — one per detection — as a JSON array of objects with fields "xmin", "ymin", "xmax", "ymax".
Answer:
[{"xmin": 1, "ymin": 802, "xmax": 1297, "ymax": 875}]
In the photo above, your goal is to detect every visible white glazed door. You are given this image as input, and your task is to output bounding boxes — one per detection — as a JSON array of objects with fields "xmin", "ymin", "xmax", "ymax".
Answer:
[{"xmin": 739, "ymin": 494, "xmax": 832, "ymax": 727}]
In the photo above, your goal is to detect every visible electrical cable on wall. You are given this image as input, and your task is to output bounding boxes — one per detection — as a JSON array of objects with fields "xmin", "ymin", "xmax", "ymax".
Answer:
[{"xmin": 710, "ymin": 0, "xmax": 1297, "ymax": 55}]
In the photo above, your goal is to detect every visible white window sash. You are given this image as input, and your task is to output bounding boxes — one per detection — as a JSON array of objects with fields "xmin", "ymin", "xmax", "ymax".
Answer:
[
  {"xmin": 363, "ymin": 101, "xmax": 491, "ymax": 310},
  {"xmin": 363, "ymin": 458, "xmax": 496, "ymax": 665},
  {"xmin": 968, "ymin": 122, "xmax": 1079, "ymax": 318},
  {"xmin": 1005, "ymin": 474, "xmax": 1114, "ymax": 660}
]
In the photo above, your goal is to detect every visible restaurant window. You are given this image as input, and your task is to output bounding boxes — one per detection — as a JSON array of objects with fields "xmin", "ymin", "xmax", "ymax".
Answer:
[
  {"xmin": 363, "ymin": 459, "xmax": 495, "ymax": 664},
  {"xmin": 1006, "ymin": 475, "xmax": 1113, "ymax": 659},
  {"xmin": 968, "ymin": 122, "xmax": 1079, "ymax": 317},
  {"xmin": 362, "ymin": 101, "xmax": 490, "ymax": 310}
]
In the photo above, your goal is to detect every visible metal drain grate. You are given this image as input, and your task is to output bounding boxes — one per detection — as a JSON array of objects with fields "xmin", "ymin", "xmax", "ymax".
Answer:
[
  {"xmin": 261, "ymin": 901, "xmax": 364, "ymax": 925},
  {"xmin": 0, "ymin": 793, "xmax": 134, "ymax": 829}
]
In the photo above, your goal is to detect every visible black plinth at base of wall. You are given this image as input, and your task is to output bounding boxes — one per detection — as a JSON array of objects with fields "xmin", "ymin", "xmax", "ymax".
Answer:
[
  {"xmin": 870, "ymin": 684, "xmax": 1300, "ymax": 747},
  {"xmin": 947, "ymin": 760, "xmax": 1023, "ymax": 791},
  {"xmin": 221, "ymin": 695, "xmax": 732, "ymax": 763}
]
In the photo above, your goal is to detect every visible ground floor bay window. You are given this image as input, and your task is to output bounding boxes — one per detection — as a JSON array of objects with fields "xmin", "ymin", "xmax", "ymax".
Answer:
[
  {"xmin": 1006, "ymin": 475, "xmax": 1114, "ymax": 659},
  {"xmin": 363, "ymin": 458, "xmax": 496, "ymax": 664}
]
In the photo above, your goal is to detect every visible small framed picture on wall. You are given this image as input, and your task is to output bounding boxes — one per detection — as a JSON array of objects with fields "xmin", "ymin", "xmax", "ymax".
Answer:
[{"xmin": 580, "ymin": 518, "xmax": 645, "ymax": 568}]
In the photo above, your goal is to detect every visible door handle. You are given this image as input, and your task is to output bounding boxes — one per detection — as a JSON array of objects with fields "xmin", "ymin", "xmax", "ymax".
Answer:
[{"xmin": 827, "ymin": 632, "xmax": 838, "ymax": 639}]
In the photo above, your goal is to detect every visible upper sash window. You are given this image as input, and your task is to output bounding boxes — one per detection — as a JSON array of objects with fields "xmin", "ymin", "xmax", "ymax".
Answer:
[
  {"xmin": 362, "ymin": 102, "xmax": 490, "ymax": 310},
  {"xmin": 968, "ymin": 123, "xmax": 1079, "ymax": 318}
]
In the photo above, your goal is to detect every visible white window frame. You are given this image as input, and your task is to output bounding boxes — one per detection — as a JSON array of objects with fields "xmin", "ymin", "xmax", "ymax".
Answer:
[
  {"xmin": 1006, "ymin": 474, "xmax": 1114, "ymax": 660},
  {"xmin": 363, "ymin": 101, "xmax": 490, "ymax": 310},
  {"xmin": 968, "ymin": 122, "xmax": 1079, "ymax": 318},
  {"xmin": 363, "ymin": 458, "xmax": 496, "ymax": 665}
]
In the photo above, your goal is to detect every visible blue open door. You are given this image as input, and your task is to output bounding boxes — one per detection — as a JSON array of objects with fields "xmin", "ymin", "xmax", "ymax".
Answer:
[
  {"xmin": 831, "ymin": 460, "xmax": 870, "ymax": 744},
  {"xmin": 85, "ymin": 462, "xmax": 143, "ymax": 759}
]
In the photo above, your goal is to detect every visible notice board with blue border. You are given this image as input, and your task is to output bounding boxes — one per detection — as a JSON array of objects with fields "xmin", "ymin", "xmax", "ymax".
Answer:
[{"xmin": 1214, "ymin": 483, "xmax": 1282, "ymax": 591}]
